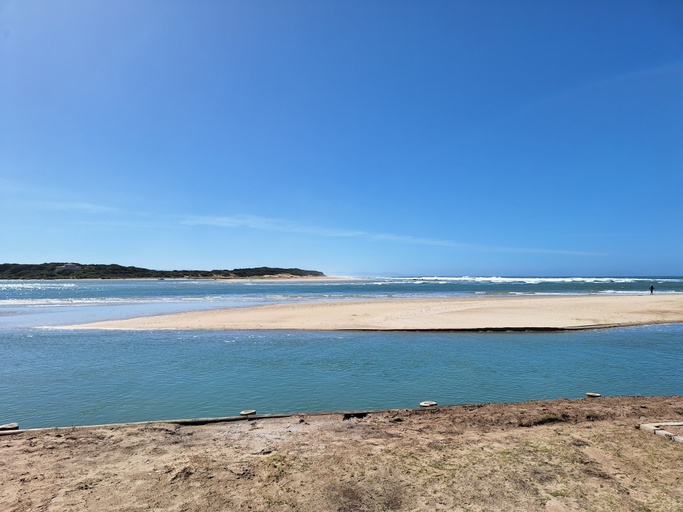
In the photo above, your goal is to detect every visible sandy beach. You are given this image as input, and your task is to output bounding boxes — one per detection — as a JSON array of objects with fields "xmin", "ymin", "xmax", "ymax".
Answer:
[
  {"xmin": 68, "ymin": 294, "xmax": 683, "ymax": 331},
  {"xmin": 3, "ymin": 396, "xmax": 682, "ymax": 511}
]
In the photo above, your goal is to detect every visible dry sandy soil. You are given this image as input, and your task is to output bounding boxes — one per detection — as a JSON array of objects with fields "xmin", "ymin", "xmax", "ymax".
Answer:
[{"xmin": 2, "ymin": 396, "xmax": 682, "ymax": 511}]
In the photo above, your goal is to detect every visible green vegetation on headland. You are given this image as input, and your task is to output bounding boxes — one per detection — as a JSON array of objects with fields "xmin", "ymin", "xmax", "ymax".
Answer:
[{"xmin": 0, "ymin": 263, "xmax": 325, "ymax": 280}]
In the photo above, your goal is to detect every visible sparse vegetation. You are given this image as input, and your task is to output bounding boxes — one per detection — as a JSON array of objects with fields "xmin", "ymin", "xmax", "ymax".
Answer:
[{"xmin": 2, "ymin": 396, "xmax": 683, "ymax": 511}]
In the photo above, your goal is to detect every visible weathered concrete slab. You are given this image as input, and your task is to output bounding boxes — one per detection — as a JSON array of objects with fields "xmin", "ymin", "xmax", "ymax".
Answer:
[{"xmin": 639, "ymin": 422, "xmax": 683, "ymax": 443}]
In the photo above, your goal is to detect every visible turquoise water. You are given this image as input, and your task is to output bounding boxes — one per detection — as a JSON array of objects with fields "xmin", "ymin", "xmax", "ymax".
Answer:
[
  {"xmin": 1, "ymin": 278, "xmax": 682, "ymax": 428},
  {"xmin": 2, "ymin": 325, "xmax": 683, "ymax": 429}
]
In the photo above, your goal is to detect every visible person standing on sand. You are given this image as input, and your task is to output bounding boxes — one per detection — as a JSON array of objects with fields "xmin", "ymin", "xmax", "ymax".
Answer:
[{"xmin": 650, "ymin": 283, "xmax": 655, "ymax": 295}]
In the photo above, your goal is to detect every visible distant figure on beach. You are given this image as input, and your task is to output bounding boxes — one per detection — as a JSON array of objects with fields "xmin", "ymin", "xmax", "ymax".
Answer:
[{"xmin": 650, "ymin": 284, "xmax": 654, "ymax": 295}]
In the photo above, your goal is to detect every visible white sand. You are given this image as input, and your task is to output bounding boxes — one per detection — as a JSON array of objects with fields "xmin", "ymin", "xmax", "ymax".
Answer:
[{"xmin": 66, "ymin": 294, "xmax": 683, "ymax": 331}]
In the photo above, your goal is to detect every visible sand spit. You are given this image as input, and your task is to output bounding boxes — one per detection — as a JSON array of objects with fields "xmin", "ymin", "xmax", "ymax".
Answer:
[{"xmin": 67, "ymin": 294, "xmax": 683, "ymax": 331}]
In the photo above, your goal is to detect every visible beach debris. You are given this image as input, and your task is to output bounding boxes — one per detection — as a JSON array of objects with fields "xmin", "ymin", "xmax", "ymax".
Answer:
[
  {"xmin": 585, "ymin": 392, "xmax": 601, "ymax": 398},
  {"xmin": 342, "ymin": 412, "xmax": 368, "ymax": 421},
  {"xmin": 240, "ymin": 409, "xmax": 256, "ymax": 417},
  {"xmin": 419, "ymin": 401, "xmax": 438, "ymax": 408},
  {"xmin": 0, "ymin": 422, "xmax": 19, "ymax": 431},
  {"xmin": 639, "ymin": 422, "xmax": 683, "ymax": 443}
]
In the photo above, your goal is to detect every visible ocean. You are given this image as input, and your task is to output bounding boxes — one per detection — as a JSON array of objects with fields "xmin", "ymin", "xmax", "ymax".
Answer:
[{"xmin": 1, "ymin": 277, "xmax": 682, "ymax": 428}]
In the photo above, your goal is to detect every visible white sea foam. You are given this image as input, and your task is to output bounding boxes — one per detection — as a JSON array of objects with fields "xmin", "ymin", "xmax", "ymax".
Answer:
[
  {"xmin": 596, "ymin": 289, "xmax": 678, "ymax": 295},
  {"xmin": 374, "ymin": 276, "xmax": 683, "ymax": 285},
  {"xmin": 0, "ymin": 295, "xmax": 250, "ymax": 307},
  {"xmin": 0, "ymin": 281, "xmax": 79, "ymax": 291}
]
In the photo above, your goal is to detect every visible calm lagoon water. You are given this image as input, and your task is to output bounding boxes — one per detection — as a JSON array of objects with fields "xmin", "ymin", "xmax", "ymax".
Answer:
[{"xmin": 1, "ymin": 278, "xmax": 682, "ymax": 428}]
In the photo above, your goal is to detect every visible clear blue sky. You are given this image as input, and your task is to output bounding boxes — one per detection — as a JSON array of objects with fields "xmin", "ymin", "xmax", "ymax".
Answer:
[{"xmin": 1, "ymin": 1, "xmax": 682, "ymax": 276}]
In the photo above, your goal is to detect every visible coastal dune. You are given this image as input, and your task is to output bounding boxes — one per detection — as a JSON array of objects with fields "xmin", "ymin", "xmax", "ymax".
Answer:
[{"xmin": 68, "ymin": 294, "xmax": 683, "ymax": 331}]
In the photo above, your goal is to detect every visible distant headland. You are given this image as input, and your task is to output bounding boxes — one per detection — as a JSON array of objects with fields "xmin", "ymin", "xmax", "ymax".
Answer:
[{"xmin": 0, "ymin": 263, "xmax": 325, "ymax": 280}]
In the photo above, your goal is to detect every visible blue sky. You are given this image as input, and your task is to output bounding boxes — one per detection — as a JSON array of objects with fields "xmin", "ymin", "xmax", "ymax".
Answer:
[{"xmin": 1, "ymin": 1, "xmax": 682, "ymax": 276}]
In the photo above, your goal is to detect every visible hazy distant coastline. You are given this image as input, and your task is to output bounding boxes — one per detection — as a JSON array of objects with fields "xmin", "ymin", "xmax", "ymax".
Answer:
[{"xmin": 0, "ymin": 263, "xmax": 325, "ymax": 280}]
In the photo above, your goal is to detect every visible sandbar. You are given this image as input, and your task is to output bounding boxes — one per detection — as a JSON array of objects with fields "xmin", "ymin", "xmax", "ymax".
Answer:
[{"xmin": 67, "ymin": 294, "xmax": 683, "ymax": 331}]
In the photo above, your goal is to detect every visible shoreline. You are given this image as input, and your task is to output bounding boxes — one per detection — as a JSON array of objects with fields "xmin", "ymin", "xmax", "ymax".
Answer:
[
  {"xmin": 2, "ymin": 275, "xmax": 352, "ymax": 283},
  {"xmin": 0, "ymin": 394, "xmax": 679, "ymax": 434},
  {"xmin": 64, "ymin": 294, "xmax": 683, "ymax": 331},
  {"xmin": 4, "ymin": 395, "xmax": 682, "ymax": 510}
]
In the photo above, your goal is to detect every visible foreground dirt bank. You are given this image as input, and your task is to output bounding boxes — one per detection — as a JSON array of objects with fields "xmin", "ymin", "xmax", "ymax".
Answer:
[
  {"xmin": 66, "ymin": 294, "xmax": 683, "ymax": 331},
  {"xmin": 2, "ymin": 396, "xmax": 682, "ymax": 511}
]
